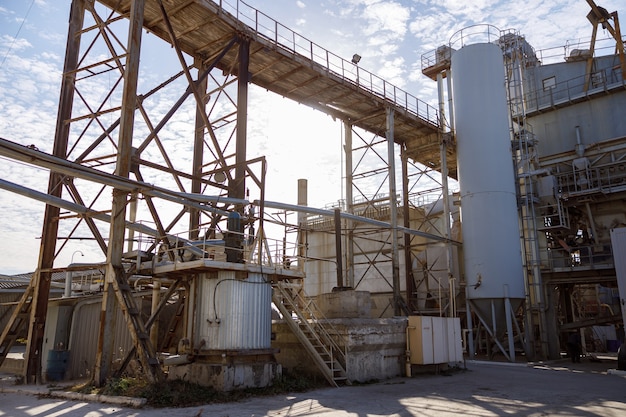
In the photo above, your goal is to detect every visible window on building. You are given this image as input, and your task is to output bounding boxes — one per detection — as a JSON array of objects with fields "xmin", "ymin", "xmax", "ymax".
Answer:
[{"xmin": 542, "ymin": 76, "xmax": 556, "ymax": 91}]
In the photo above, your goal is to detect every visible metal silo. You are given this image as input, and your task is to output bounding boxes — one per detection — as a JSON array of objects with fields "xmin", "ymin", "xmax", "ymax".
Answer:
[{"xmin": 451, "ymin": 38, "xmax": 525, "ymax": 359}]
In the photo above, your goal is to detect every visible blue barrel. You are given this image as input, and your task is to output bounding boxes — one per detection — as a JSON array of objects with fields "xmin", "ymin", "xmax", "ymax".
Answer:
[
  {"xmin": 46, "ymin": 350, "xmax": 69, "ymax": 381},
  {"xmin": 607, "ymin": 340, "xmax": 620, "ymax": 352}
]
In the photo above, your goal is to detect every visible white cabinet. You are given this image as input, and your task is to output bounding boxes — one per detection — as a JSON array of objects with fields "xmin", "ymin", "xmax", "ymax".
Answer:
[{"xmin": 408, "ymin": 316, "xmax": 463, "ymax": 365}]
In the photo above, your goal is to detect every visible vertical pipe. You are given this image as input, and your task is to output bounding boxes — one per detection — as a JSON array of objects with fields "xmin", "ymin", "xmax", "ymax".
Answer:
[
  {"xmin": 334, "ymin": 208, "xmax": 343, "ymax": 288},
  {"xmin": 504, "ymin": 285, "xmax": 516, "ymax": 361},
  {"xmin": 126, "ymin": 191, "xmax": 138, "ymax": 254},
  {"xmin": 190, "ymin": 58, "xmax": 208, "ymax": 239},
  {"xmin": 150, "ymin": 280, "xmax": 161, "ymax": 347},
  {"xmin": 438, "ymin": 72, "xmax": 455, "ymax": 318},
  {"xmin": 386, "ymin": 107, "xmax": 401, "ymax": 315},
  {"xmin": 344, "ymin": 122, "xmax": 354, "ymax": 287},
  {"xmin": 95, "ymin": 0, "xmax": 145, "ymax": 386},
  {"xmin": 297, "ymin": 178, "xmax": 307, "ymax": 269},
  {"xmin": 25, "ymin": 0, "xmax": 86, "ymax": 384},
  {"xmin": 401, "ymin": 147, "xmax": 415, "ymax": 311},
  {"xmin": 466, "ymin": 288, "xmax": 475, "ymax": 357},
  {"xmin": 232, "ymin": 38, "xmax": 250, "ymax": 204},
  {"xmin": 446, "ymin": 70, "xmax": 455, "ymax": 135}
]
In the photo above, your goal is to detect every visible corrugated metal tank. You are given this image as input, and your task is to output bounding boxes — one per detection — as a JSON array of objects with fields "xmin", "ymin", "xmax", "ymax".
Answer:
[
  {"xmin": 197, "ymin": 271, "xmax": 272, "ymax": 350},
  {"xmin": 451, "ymin": 42, "xmax": 525, "ymax": 322}
]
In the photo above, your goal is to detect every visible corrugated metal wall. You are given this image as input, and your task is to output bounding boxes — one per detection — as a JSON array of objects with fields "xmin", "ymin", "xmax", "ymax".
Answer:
[
  {"xmin": 66, "ymin": 296, "xmax": 146, "ymax": 380},
  {"xmin": 198, "ymin": 271, "xmax": 272, "ymax": 350}
]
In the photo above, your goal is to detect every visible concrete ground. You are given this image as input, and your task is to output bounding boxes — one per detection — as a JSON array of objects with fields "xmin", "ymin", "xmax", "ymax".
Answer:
[{"xmin": 1, "ymin": 356, "xmax": 625, "ymax": 417}]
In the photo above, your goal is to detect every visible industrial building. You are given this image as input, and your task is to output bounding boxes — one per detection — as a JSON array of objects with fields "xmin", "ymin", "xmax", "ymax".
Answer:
[{"xmin": 1, "ymin": 0, "xmax": 625, "ymax": 391}]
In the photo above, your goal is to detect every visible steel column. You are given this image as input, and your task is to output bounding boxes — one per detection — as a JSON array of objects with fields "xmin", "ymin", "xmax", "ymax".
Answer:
[
  {"xmin": 344, "ymin": 122, "xmax": 354, "ymax": 288},
  {"xmin": 95, "ymin": 0, "xmax": 146, "ymax": 386},
  {"xmin": 386, "ymin": 107, "xmax": 401, "ymax": 315},
  {"xmin": 24, "ymin": 0, "xmax": 86, "ymax": 384},
  {"xmin": 401, "ymin": 146, "xmax": 415, "ymax": 311}
]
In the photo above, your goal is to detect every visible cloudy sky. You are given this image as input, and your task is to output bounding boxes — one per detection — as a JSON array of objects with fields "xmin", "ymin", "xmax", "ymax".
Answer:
[{"xmin": 0, "ymin": 0, "xmax": 623, "ymax": 274}]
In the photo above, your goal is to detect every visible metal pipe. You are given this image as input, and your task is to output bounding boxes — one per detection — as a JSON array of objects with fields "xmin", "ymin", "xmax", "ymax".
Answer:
[
  {"xmin": 0, "ymin": 137, "xmax": 232, "ymax": 216},
  {"xmin": 232, "ymin": 38, "xmax": 250, "ymax": 202},
  {"xmin": 256, "ymin": 199, "xmax": 460, "ymax": 245},
  {"xmin": 504, "ymin": 286, "xmax": 516, "ymax": 362},
  {"xmin": 334, "ymin": 208, "xmax": 343, "ymax": 288}
]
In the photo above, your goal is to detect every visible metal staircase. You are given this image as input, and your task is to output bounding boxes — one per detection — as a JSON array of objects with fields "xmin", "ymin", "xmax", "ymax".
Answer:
[{"xmin": 272, "ymin": 281, "xmax": 349, "ymax": 387}]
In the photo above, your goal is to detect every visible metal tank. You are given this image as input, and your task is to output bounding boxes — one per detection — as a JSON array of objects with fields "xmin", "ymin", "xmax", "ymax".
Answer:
[{"xmin": 451, "ymin": 39, "xmax": 525, "ymax": 354}]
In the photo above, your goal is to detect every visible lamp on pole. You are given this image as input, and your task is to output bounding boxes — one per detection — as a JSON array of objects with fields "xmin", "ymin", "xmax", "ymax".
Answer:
[
  {"xmin": 65, "ymin": 250, "xmax": 84, "ymax": 298},
  {"xmin": 71, "ymin": 250, "xmax": 84, "ymax": 264}
]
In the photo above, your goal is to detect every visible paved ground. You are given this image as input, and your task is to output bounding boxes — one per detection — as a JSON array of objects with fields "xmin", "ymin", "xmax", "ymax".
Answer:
[{"xmin": 1, "ymin": 357, "xmax": 625, "ymax": 417}]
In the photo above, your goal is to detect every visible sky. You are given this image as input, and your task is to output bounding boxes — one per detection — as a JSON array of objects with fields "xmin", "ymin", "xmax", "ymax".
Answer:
[{"xmin": 0, "ymin": 0, "xmax": 623, "ymax": 274}]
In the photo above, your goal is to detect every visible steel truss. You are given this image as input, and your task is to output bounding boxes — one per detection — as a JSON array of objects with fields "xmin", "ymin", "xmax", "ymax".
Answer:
[{"xmin": 0, "ymin": 0, "xmax": 264, "ymax": 384}]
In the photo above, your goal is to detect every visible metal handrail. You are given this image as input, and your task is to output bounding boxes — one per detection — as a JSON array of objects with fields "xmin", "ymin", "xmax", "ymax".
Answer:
[{"xmin": 211, "ymin": 0, "xmax": 438, "ymax": 126}]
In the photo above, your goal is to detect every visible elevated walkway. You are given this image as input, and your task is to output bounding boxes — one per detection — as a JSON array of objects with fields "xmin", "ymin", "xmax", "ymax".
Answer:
[{"xmin": 98, "ymin": 0, "xmax": 444, "ymax": 174}]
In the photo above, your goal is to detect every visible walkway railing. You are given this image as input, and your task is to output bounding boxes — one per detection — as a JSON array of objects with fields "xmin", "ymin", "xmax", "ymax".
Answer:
[{"xmin": 211, "ymin": 0, "xmax": 439, "ymax": 126}]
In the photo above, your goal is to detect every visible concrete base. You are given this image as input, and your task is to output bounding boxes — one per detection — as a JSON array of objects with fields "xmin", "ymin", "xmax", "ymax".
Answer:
[
  {"xmin": 0, "ymin": 352, "xmax": 23, "ymax": 376},
  {"xmin": 167, "ymin": 360, "xmax": 281, "ymax": 391},
  {"xmin": 316, "ymin": 290, "xmax": 371, "ymax": 318},
  {"xmin": 272, "ymin": 317, "xmax": 407, "ymax": 383}
]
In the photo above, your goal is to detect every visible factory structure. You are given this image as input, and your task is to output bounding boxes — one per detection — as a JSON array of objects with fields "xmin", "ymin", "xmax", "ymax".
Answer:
[{"xmin": 1, "ymin": 0, "xmax": 626, "ymax": 390}]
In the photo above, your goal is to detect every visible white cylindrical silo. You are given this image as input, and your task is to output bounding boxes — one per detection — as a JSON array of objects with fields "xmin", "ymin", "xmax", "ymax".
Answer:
[{"xmin": 451, "ymin": 42, "xmax": 525, "ymax": 316}]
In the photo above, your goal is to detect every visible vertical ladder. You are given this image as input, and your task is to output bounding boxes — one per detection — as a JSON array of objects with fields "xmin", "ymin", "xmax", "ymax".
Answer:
[
  {"xmin": 0, "ymin": 284, "xmax": 33, "ymax": 370},
  {"xmin": 273, "ymin": 281, "xmax": 349, "ymax": 387},
  {"xmin": 110, "ymin": 266, "xmax": 163, "ymax": 382}
]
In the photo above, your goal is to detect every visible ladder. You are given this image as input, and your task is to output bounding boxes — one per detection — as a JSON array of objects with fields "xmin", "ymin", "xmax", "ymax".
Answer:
[{"xmin": 272, "ymin": 281, "xmax": 349, "ymax": 387}]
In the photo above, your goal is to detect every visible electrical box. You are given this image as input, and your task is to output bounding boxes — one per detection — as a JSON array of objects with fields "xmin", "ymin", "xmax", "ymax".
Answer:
[{"xmin": 408, "ymin": 316, "xmax": 463, "ymax": 365}]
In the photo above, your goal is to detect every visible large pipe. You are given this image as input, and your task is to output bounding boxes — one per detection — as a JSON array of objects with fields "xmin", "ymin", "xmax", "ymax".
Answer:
[
  {"xmin": 0, "ymin": 178, "xmax": 201, "ymax": 253},
  {"xmin": 0, "ymin": 137, "xmax": 232, "ymax": 216},
  {"xmin": 257, "ymin": 199, "xmax": 460, "ymax": 244},
  {"xmin": 334, "ymin": 208, "xmax": 343, "ymax": 288}
]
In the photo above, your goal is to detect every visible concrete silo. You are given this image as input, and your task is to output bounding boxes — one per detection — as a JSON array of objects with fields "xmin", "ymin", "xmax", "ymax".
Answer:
[{"xmin": 451, "ymin": 37, "xmax": 525, "ymax": 360}]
